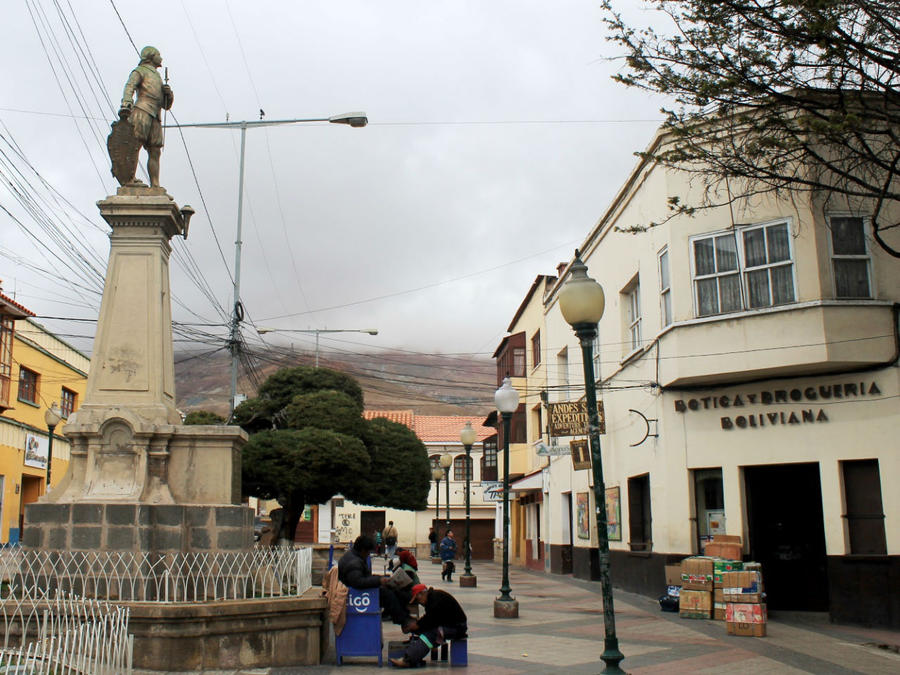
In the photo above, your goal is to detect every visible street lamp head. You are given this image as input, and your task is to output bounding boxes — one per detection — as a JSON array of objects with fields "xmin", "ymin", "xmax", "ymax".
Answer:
[
  {"xmin": 44, "ymin": 402, "xmax": 63, "ymax": 428},
  {"xmin": 460, "ymin": 421, "xmax": 477, "ymax": 447},
  {"xmin": 494, "ymin": 377, "xmax": 520, "ymax": 414},
  {"xmin": 432, "ymin": 467, "xmax": 445, "ymax": 481},
  {"xmin": 439, "ymin": 452, "xmax": 453, "ymax": 469},
  {"xmin": 363, "ymin": 329, "xmax": 378, "ymax": 335},
  {"xmin": 329, "ymin": 112, "xmax": 368, "ymax": 127},
  {"xmin": 559, "ymin": 249, "xmax": 605, "ymax": 327}
]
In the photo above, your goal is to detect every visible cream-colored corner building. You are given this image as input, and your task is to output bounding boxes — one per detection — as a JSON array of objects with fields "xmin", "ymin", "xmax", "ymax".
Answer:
[
  {"xmin": 314, "ymin": 411, "xmax": 497, "ymax": 560},
  {"xmin": 494, "ymin": 129, "xmax": 900, "ymax": 628},
  {"xmin": 0, "ymin": 284, "xmax": 88, "ymax": 544}
]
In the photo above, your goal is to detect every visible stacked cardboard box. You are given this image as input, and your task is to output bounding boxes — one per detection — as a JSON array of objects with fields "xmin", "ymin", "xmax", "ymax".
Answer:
[
  {"xmin": 679, "ymin": 557, "xmax": 714, "ymax": 619},
  {"xmin": 721, "ymin": 568, "xmax": 766, "ymax": 636},
  {"xmin": 705, "ymin": 534, "xmax": 742, "ymax": 560},
  {"xmin": 712, "ymin": 559, "xmax": 742, "ymax": 620}
]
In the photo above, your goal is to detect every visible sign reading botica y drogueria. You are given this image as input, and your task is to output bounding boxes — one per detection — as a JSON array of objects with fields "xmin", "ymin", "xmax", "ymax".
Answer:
[
  {"xmin": 547, "ymin": 400, "xmax": 606, "ymax": 437},
  {"xmin": 673, "ymin": 380, "xmax": 882, "ymax": 430}
]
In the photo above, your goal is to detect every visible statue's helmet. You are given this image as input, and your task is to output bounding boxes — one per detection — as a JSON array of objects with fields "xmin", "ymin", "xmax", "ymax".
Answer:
[{"xmin": 139, "ymin": 46, "xmax": 160, "ymax": 63}]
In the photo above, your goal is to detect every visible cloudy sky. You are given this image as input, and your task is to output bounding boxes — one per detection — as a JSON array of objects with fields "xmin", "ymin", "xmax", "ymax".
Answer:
[{"xmin": 0, "ymin": 1, "xmax": 666, "ymax": 363}]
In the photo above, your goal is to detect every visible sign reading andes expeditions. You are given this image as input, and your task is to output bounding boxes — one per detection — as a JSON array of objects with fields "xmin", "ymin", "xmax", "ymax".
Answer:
[
  {"xmin": 548, "ymin": 400, "xmax": 605, "ymax": 437},
  {"xmin": 673, "ymin": 380, "xmax": 881, "ymax": 431}
]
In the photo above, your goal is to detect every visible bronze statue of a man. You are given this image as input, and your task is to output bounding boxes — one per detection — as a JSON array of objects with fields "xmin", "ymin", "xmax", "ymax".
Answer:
[{"xmin": 117, "ymin": 46, "xmax": 173, "ymax": 188}]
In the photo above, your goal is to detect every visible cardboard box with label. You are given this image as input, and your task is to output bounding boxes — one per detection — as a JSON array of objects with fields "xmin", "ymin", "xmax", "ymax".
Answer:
[
  {"xmin": 721, "ymin": 570, "xmax": 764, "ymax": 603},
  {"xmin": 681, "ymin": 557, "xmax": 715, "ymax": 591},
  {"xmin": 679, "ymin": 589, "xmax": 712, "ymax": 619},
  {"xmin": 713, "ymin": 559, "xmax": 743, "ymax": 584},
  {"xmin": 726, "ymin": 602, "xmax": 767, "ymax": 637}
]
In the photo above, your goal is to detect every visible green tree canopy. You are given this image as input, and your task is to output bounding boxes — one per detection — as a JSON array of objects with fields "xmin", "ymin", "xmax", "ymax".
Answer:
[
  {"xmin": 183, "ymin": 410, "xmax": 225, "ymax": 425},
  {"xmin": 237, "ymin": 366, "xmax": 431, "ymax": 542},
  {"xmin": 603, "ymin": 0, "xmax": 900, "ymax": 257},
  {"xmin": 348, "ymin": 417, "xmax": 432, "ymax": 511}
]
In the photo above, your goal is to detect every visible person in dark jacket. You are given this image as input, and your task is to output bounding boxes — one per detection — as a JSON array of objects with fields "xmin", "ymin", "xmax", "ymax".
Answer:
[
  {"xmin": 439, "ymin": 529, "xmax": 457, "ymax": 582},
  {"xmin": 338, "ymin": 535, "xmax": 412, "ymax": 629},
  {"xmin": 428, "ymin": 527, "xmax": 438, "ymax": 557},
  {"xmin": 389, "ymin": 584, "xmax": 468, "ymax": 668}
]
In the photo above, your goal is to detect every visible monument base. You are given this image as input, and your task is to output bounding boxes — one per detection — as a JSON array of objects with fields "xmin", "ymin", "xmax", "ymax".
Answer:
[
  {"xmin": 459, "ymin": 574, "xmax": 477, "ymax": 588},
  {"xmin": 22, "ymin": 502, "xmax": 253, "ymax": 553},
  {"xmin": 127, "ymin": 591, "xmax": 327, "ymax": 672}
]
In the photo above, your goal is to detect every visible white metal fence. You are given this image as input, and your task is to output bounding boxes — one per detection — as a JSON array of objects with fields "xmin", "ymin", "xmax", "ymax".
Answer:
[
  {"xmin": 0, "ymin": 585, "xmax": 132, "ymax": 675},
  {"xmin": 6, "ymin": 547, "xmax": 312, "ymax": 603}
]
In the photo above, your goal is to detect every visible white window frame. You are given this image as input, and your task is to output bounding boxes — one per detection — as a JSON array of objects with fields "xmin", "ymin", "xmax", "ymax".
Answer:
[
  {"xmin": 658, "ymin": 247, "xmax": 672, "ymax": 327},
  {"xmin": 690, "ymin": 219, "xmax": 797, "ymax": 317},
  {"xmin": 827, "ymin": 214, "xmax": 873, "ymax": 299},
  {"xmin": 622, "ymin": 277, "xmax": 642, "ymax": 354}
]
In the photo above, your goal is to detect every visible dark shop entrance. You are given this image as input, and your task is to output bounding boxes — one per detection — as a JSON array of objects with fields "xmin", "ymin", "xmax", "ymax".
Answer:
[{"xmin": 744, "ymin": 463, "xmax": 828, "ymax": 611}]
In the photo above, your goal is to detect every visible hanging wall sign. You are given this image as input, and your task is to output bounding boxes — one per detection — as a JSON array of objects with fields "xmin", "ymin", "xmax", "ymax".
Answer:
[
  {"xmin": 548, "ymin": 400, "xmax": 605, "ymax": 437},
  {"xmin": 24, "ymin": 433, "xmax": 48, "ymax": 470},
  {"xmin": 570, "ymin": 439, "xmax": 591, "ymax": 471}
]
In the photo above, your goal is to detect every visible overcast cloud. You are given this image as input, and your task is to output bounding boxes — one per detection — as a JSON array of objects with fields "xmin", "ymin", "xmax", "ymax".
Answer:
[{"xmin": 0, "ymin": 1, "xmax": 665, "ymax": 361}]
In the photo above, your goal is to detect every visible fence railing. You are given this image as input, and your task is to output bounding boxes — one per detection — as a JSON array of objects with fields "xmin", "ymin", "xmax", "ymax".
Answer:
[
  {"xmin": 0, "ymin": 585, "xmax": 132, "ymax": 674},
  {"xmin": 4, "ymin": 547, "xmax": 312, "ymax": 603}
]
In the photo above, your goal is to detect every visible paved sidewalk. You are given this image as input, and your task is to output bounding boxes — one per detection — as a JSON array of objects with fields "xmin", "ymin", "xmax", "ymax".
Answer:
[{"xmin": 276, "ymin": 559, "xmax": 900, "ymax": 674}]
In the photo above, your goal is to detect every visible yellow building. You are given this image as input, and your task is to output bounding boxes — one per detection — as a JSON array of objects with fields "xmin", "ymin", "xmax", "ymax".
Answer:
[{"xmin": 0, "ymin": 285, "xmax": 88, "ymax": 544}]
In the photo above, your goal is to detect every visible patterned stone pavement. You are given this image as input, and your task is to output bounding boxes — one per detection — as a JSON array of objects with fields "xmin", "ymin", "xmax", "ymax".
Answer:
[{"xmin": 269, "ymin": 560, "xmax": 900, "ymax": 674}]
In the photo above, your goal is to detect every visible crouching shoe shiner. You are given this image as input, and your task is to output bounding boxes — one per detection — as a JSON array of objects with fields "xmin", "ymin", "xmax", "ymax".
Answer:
[
  {"xmin": 338, "ymin": 535, "xmax": 414, "ymax": 631},
  {"xmin": 390, "ymin": 584, "xmax": 468, "ymax": 668}
]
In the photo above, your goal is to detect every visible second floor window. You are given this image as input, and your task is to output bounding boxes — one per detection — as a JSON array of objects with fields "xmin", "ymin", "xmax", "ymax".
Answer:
[
  {"xmin": 659, "ymin": 248, "xmax": 672, "ymax": 327},
  {"xmin": 531, "ymin": 331, "xmax": 541, "ymax": 368},
  {"xmin": 18, "ymin": 367, "xmax": 38, "ymax": 404},
  {"xmin": 60, "ymin": 387, "xmax": 77, "ymax": 418},
  {"xmin": 453, "ymin": 455, "xmax": 472, "ymax": 481},
  {"xmin": 482, "ymin": 437, "xmax": 497, "ymax": 481},
  {"xmin": 829, "ymin": 216, "xmax": 871, "ymax": 298},
  {"xmin": 625, "ymin": 282, "xmax": 642, "ymax": 352},
  {"xmin": 692, "ymin": 221, "xmax": 796, "ymax": 317},
  {"xmin": 0, "ymin": 316, "xmax": 13, "ymax": 408}
]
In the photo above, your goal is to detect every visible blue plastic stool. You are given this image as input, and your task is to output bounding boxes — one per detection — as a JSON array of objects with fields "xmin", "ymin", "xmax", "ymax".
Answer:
[
  {"xmin": 430, "ymin": 639, "xmax": 468, "ymax": 667},
  {"xmin": 335, "ymin": 587, "xmax": 383, "ymax": 666}
]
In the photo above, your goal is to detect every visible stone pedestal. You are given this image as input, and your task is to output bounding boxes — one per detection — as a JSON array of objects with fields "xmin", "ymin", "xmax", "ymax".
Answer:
[
  {"xmin": 493, "ymin": 599, "xmax": 519, "ymax": 618},
  {"xmin": 459, "ymin": 574, "xmax": 477, "ymax": 588},
  {"xmin": 24, "ymin": 186, "xmax": 252, "ymax": 553}
]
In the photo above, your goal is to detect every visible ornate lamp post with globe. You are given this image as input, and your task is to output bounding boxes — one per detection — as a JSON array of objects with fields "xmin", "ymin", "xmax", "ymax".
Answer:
[
  {"xmin": 493, "ymin": 377, "xmax": 520, "ymax": 618},
  {"xmin": 459, "ymin": 421, "xmax": 478, "ymax": 587},
  {"xmin": 558, "ymin": 250, "xmax": 624, "ymax": 673},
  {"xmin": 432, "ymin": 466, "xmax": 444, "ymax": 563},
  {"xmin": 44, "ymin": 402, "xmax": 63, "ymax": 492}
]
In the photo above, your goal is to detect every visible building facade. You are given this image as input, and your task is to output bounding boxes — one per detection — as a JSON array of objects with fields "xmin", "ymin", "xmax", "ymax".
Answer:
[
  {"xmin": 0, "ymin": 285, "xmax": 88, "ymax": 544},
  {"xmin": 314, "ymin": 411, "xmax": 497, "ymax": 559},
  {"xmin": 494, "ymin": 130, "xmax": 900, "ymax": 627}
]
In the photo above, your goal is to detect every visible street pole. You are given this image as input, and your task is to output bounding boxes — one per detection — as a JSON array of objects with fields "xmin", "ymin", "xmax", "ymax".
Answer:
[
  {"xmin": 559, "ymin": 250, "xmax": 624, "ymax": 673},
  {"xmin": 44, "ymin": 403, "xmax": 62, "ymax": 493},
  {"xmin": 167, "ymin": 113, "xmax": 367, "ymax": 417},
  {"xmin": 445, "ymin": 469, "xmax": 451, "ymax": 527},
  {"xmin": 493, "ymin": 377, "xmax": 519, "ymax": 618},
  {"xmin": 460, "ymin": 421, "xmax": 477, "ymax": 587}
]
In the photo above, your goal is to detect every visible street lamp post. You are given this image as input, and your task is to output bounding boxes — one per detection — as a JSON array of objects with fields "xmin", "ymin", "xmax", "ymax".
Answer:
[
  {"xmin": 432, "ymin": 466, "xmax": 444, "ymax": 563},
  {"xmin": 257, "ymin": 327, "xmax": 378, "ymax": 367},
  {"xmin": 168, "ymin": 112, "xmax": 368, "ymax": 418},
  {"xmin": 559, "ymin": 249, "xmax": 624, "ymax": 674},
  {"xmin": 459, "ymin": 421, "xmax": 478, "ymax": 587},
  {"xmin": 493, "ymin": 377, "xmax": 519, "ymax": 618},
  {"xmin": 44, "ymin": 402, "xmax": 62, "ymax": 492},
  {"xmin": 440, "ymin": 453, "xmax": 452, "ymax": 528}
]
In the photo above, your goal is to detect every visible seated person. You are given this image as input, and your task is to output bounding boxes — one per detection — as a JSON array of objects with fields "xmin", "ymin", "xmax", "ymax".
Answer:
[
  {"xmin": 397, "ymin": 549, "xmax": 420, "ymax": 586},
  {"xmin": 338, "ymin": 535, "xmax": 412, "ymax": 630},
  {"xmin": 390, "ymin": 584, "xmax": 468, "ymax": 669}
]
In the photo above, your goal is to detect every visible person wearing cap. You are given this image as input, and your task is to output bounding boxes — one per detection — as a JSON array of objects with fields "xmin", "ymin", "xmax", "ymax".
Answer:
[{"xmin": 389, "ymin": 584, "xmax": 468, "ymax": 669}]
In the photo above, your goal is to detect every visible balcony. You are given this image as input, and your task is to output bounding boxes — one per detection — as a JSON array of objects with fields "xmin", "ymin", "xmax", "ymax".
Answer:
[{"xmin": 657, "ymin": 301, "xmax": 897, "ymax": 387}]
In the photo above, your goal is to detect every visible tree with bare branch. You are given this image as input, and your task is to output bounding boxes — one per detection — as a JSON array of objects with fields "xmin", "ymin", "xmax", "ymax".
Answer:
[{"xmin": 603, "ymin": 0, "xmax": 900, "ymax": 256}]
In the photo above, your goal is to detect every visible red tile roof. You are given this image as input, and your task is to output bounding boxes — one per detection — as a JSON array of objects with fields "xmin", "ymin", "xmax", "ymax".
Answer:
[
  {"xmin": 363, "ymin": 409, "xmax": 415, "ymax": 430},
  {"xmin": 0, "ymin": 284, "xmax": 35, "ymax": 319},
  {"xmin": 363, "ymin": 410, "xmax": 494, "ymax": 444}
]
